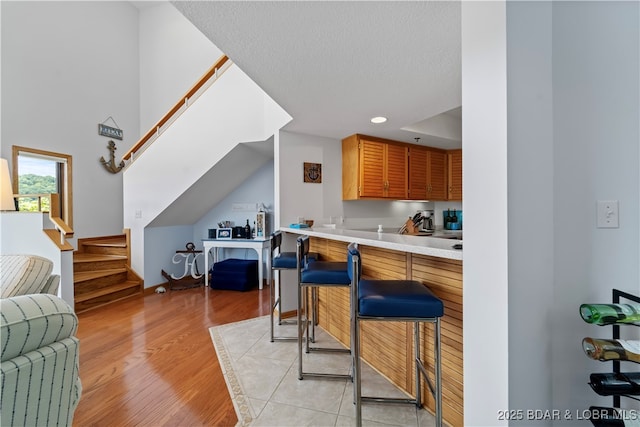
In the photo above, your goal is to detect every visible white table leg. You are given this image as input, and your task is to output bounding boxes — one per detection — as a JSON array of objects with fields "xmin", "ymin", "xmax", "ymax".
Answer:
[
  {"xmin": 204, "ymin": 249, "xmax": 210, "ymax": 288},
  {"xmin": 265, "ymin": 247, "xmax": 271, "ymax": 289},
  {"xmin": 257, "ymin": 247, "xmax": 264, "ymax": 289}
]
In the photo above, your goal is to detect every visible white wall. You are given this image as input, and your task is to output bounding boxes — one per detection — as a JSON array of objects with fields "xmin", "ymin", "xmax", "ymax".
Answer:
[
  {"xmin": 550, "ymin": 1, "xmax": 639, "ymax": 419},
  {"xmin": 278, "ymin": 131, "xmax": 337, "ymax": 227},
  {"xmin": 139, "ymin": 3, "xmax": 223, "ymax": 134},
  {"xmin": 506, "ymin": 1, "xmax": 555, "ymax": 423},
  {"xmin": 1, "ymin": 1, "xmax": 140, "ymax": 242},
  {"xmin": 464, "ymin": 1, "xmax": 640, "ymax": 425},
  {"xmin": 144, "ymin": 224, "xmax": 194, "ymax": 287},
  {"xmin": 1, "ymin": 2, "xmax": 220, "ymax": 244},
  {"xmin": 194, "ymin": 161, "xmax": 274, "ymax": 246},
  {"xmin": 124, "ymin": 65, "xmax": 289, "ymax": 280},
  {"xmin": 462, "ymin": 2, "xmax": 510, "ymax": 425}
]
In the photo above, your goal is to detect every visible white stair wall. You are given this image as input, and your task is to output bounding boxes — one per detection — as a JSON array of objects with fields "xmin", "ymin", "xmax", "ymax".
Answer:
[{"xmin": 123, "ymin": 64, "xmax": 291, "ymax": 280}]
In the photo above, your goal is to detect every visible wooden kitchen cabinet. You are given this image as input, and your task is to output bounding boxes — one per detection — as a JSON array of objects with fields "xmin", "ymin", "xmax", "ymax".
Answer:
[
  {"xmin": 408, "ymin": 146, "xmax": 428, "ymax": 200},
  {"xmin": 447, "ymin": 149, "xmax": 463, "ymax": 201},
  {"xmin": 342, "ymin": 134, "xmax": 408, "ymax": 200},
  {"xmin": 408, "ymin": 146, "xmax": 447, "ymax": 200}
]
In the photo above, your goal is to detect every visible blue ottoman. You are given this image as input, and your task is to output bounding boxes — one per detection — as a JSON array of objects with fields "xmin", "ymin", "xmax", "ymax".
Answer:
[{"xmin": 210, "ymin": 258, "xmax": 258, "ymax": 291}]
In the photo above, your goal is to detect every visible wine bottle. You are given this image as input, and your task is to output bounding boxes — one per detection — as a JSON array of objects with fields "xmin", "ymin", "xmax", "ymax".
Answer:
[
  {"xmin": 580, "ymin": 303, "xmax": 640, "ymax": 326},
  {"xmin": 589, "ymin": 372, "xmax": 640, "ymax": 396},
  {"xmin": 582, "ymin": 338, "xmax": 640, "ymax": 364},
  {"xmin": 244, "ymin": 219, "xmax": 251, "ymax": 239}
]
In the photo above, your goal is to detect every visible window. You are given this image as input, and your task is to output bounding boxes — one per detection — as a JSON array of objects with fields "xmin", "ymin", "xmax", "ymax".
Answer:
[{"xmin": 12, "ymin": 146, "xmax": 73, "ymax": 228}]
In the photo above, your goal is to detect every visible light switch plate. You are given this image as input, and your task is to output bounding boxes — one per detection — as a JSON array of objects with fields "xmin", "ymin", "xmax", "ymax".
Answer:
[{"xmin": 596, "ymin": 200, "xmax": 619, "ymax": 228}]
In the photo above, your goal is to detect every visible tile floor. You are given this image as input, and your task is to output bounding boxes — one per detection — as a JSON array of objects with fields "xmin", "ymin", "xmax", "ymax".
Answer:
[{"xmin": 209, "ymin": 316, "xmax": 437, "ymax": 427}]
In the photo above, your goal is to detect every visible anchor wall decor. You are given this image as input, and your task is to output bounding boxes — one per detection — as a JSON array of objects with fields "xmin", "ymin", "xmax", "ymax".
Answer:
[{"xmin": 100, "ymin": 140, "xmax": 125, "ymax": 174}]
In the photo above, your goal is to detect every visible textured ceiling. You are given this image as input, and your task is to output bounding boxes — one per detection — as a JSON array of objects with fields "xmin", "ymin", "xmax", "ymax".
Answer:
[{"xmin": 171, "ymin": 1, "xmax": 461, "ymax": 148}]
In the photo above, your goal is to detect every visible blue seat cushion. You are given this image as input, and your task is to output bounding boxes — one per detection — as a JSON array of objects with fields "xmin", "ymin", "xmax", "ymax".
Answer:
[
  {"xmin": 301, "ymin": 261, "xmax": 350, "ymax": 285},
  {"xmin": 272, "ymin": 252, "xmax": 319, "ymax": 269},
  {"xmin": 358, "ymin": 280, "xmax": 443, "ymax": 318}
]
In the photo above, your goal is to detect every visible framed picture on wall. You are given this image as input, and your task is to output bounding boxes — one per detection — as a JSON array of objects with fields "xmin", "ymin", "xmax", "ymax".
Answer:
[
  {"xmin": 217, "ymin": 228, "xmax": 232, "ymax": 240},
  {"xmin": 303, "ymin": 162, "xmax": 322, "ymax": 183}
]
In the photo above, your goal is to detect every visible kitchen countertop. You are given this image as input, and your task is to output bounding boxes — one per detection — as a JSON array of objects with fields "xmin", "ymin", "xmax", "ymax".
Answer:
[{"xmin": 280, "ymin": 226, "xmax": 463, "ymax": 261}]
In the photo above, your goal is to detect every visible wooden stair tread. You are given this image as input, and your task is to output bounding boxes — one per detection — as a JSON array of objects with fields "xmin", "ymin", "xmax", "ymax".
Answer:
[
  {"xmin": 81, "ymin": 239, "xmax": 126, "ymax": 248},
  {"xmin": 74, "ymin": 253, "xmax": 127, "ymax": 263},
  {"xmin": 75, "ymin": 281, "xmax": 140, "ymax": 303},
  {"xmin": 75, "ymin": 268, "xmax": 127, "ymax": 282}
]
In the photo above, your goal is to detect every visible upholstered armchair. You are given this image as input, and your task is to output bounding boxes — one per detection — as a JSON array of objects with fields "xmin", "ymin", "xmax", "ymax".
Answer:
[
  {"xmin": 1, "ymin": 294, "xmax": 81, "ymax": 426},
  {"xmin": 1, "ymin": 254, "xmax": 61, "ymax": 298},
  {"xmin": 1, "ymin": 255, "xmax": 81, "ymax": 426}
]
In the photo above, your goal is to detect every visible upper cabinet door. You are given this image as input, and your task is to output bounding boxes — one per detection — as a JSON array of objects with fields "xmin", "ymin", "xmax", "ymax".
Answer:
[
  {"xmin": 408, "ymin": 146, "xmax": 428, "ymax": 200},
  {"xmin": 447, "ymin": 149, "xmax": 463, "ymax": 201},
  {"xmin": 385, "ymin": 143, "xmax": 408, "ymax": 199},
  {"xmin": 427, "ymin": 149, "xmax": 448, "ymax": 201},
  {"xmin": 359, "ymin": 139, "xmax": 386, "ymax": 197}
]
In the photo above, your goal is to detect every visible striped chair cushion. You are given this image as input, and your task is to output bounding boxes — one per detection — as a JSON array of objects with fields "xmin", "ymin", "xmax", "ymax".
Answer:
[
  {"xmin": 1, "ymin": 255, "xmax": 55, "ymax": 298},
  {"xmin": 1, "ymin": 294, "xmax": 78, "ymax": 362},
  {"xmin": 1, "ymin": 294, "xmax": 81, "ymax": 426}
]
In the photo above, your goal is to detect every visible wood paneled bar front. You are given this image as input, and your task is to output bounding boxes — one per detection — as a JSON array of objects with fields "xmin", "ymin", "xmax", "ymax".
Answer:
[{"xmin": 280, "ymin": 227, "xmax": 463, "ymax": 426}]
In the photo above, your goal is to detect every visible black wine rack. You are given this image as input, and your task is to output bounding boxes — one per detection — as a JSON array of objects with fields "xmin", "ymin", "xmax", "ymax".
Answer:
[{"xmin": 610, "ymin": 289, "xmax": 640, "ymax": 407}]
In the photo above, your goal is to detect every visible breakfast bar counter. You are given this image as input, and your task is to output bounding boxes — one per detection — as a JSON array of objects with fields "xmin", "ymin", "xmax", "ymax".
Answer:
[
  {"xmin": 280, "ymin": 226, "xmax": 464, "ymax": 426},
  {"xmin": 280, "ymin": 226, "xmax": 463, "ymax": 261}
]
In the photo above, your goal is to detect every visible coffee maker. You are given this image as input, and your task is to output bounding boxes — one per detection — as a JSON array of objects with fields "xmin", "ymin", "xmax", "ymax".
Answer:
[{"xmin": 420, "ymin": 210, "xmax": 435, "ymax": 232}]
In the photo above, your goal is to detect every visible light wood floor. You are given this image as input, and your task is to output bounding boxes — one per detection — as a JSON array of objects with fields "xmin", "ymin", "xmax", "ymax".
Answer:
[{"xmin": 73, "ymin": 285, "xmax": 271, "ymax": 427}]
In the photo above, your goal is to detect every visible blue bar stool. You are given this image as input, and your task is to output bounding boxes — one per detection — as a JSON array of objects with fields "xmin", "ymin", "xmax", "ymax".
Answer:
[
  {"xmin": 347, "ymin": 243, "xmax": 443, "ymax": 427},
  {"xmin": 297, "ymin": 235, "xmax": 352, "ymax": 380},
  {"xmin": 269, "ymin": 231, "xmax": 318, "ymax": 342}
]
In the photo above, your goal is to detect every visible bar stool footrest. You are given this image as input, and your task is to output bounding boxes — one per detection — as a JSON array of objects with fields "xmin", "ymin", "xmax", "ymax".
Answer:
[
  {"xmin": 361, "ymin": 396, "xmax": 420, "ymax": 407},
  {"xmin": 308, "ymin": 347, "xmax": 350, "ymax": 353},
  {"xmin": 300, "ymin": 372, "xmax": 352, "ymax": 381}
]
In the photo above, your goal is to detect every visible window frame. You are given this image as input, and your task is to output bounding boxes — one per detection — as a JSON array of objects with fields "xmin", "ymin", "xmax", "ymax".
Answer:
[{"xmin": 12, "ymin": 145, "xmax": 73, "ymax": 228}]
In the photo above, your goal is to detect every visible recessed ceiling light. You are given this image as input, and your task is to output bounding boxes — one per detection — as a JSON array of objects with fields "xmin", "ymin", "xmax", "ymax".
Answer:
[{"xmin": 370, "ymin": 116, "xmax": 387, "ymax": 124}]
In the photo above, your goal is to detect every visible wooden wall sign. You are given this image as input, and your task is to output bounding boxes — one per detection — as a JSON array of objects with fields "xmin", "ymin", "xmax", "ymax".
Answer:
[{"xmin": 98, "ymin": 123, "xmax": 123, "ymax": 140}]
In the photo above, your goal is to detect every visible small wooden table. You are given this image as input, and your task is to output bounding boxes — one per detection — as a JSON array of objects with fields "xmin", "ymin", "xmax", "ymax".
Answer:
[{"xmin": 202, "ymin": 238, "xmax": 271, "ymax": 289}]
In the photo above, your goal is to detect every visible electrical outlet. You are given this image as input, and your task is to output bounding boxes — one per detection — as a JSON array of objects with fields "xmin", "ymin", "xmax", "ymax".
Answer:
[
  {"xmin": 135, "ymin": 209, "xmax": 142, "ymax": 219},
  {"xmin": 596, "ymin": 200, "xmax": 619, "ymax": 228}
]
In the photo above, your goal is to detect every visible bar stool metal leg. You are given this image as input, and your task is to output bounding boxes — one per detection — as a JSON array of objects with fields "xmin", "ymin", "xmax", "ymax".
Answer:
[
  {"xmin": 269, "ymin": 231, "xmax": 318, "ymax": 342},
  {"xmin": 348, "ymin": 243, "xmax": 443, "ymax": 427},
  {"xmin": 270, "ymin": 267, "xmax": 300, "ymax": 342},
  {"xmin": 297, "ymin": 235, "xmax": 352, "ymax": 381}
]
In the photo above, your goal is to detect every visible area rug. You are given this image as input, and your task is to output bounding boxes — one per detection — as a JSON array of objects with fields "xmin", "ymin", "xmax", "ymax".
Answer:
[
  {"xmin": 209, "ymin": 316, "xmax": 434, "ymax": 427},
  {"xmin": 210, "ymin": 316, "xmax": 267, "ymax": 427}
]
